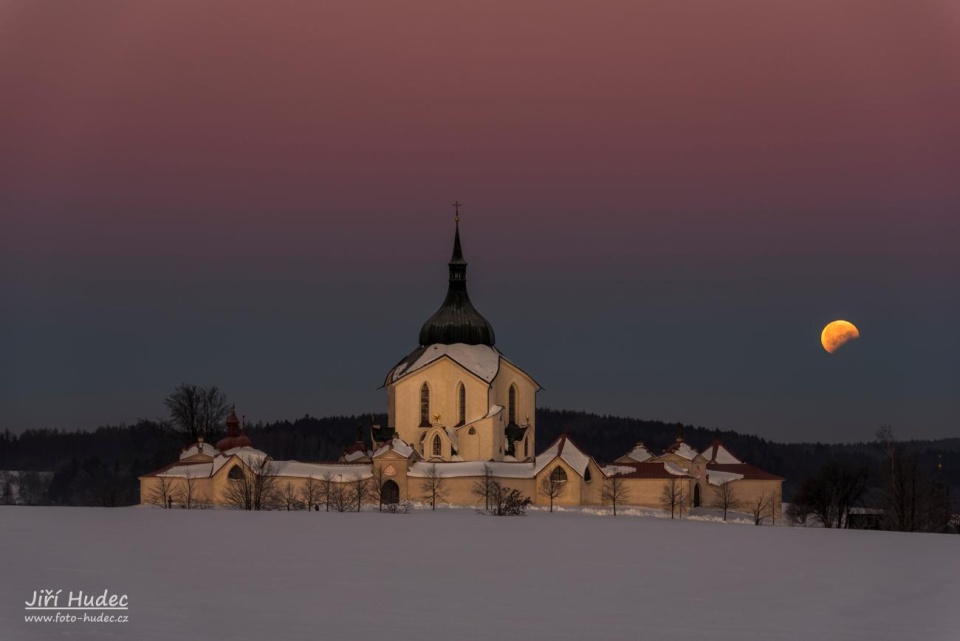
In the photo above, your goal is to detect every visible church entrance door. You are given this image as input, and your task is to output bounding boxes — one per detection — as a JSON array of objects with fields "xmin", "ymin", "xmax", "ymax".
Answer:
[
  {"xmin": 693, "ymin": 484, "xmax": 701, "ymax": 508},
  {"xmin": 381, "ymin": 480, "xmax": 400, "ymax": 505}
]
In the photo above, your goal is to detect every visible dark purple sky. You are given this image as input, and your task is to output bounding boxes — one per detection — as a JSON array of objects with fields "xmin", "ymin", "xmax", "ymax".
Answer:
[{"xmin": 2, "ymin": 2, "xmax": 958, "ymax": 442}]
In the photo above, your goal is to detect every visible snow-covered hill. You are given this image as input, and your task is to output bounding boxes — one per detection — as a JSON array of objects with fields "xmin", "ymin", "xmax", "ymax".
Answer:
[{"xmin": 1, "ymin": 506, "xmax": 956, "ymax": 640}]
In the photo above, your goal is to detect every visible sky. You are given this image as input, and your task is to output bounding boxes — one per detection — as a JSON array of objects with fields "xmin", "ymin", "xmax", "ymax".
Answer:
[{"xmin": 1, "ymin": 1, "xmax": 958, "ymax": 443}]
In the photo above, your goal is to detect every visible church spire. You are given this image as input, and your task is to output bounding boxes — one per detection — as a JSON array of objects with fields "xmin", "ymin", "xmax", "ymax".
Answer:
[
  {"xmin": 451, "ymin": 200, "xmax": 465, "ymax": 265},
  {"xmin": 417, "ymin": 204, "xmax": 496, "ymax": 347}
]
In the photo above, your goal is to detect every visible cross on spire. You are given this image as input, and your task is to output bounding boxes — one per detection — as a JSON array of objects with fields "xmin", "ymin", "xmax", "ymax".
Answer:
[{"xmin": 452, "ymin": 200, "xmax": 462, "ymax": 222}]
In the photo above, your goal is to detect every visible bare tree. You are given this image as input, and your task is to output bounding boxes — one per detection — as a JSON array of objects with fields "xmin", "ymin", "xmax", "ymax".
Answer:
[
  {"xmin": 320, "ymin": 471, "xmax": 335, "ymax": 512},
  {"xmin": 767, "ymin": 490, "xmax": 780, "ymax": 525},
  {"xmin": 369, "ymin": 467, "xmax": 387, "ymax": 511},
  {"xmin": 279, "ymin": 482, "xmax": 301, "ymax": 510},
  {"xmin": 148, "ymin": 476, "xmax": 176, "ymax": 509},
  {"xmin": 711, "ymin": 480, "xmax": 740, "ymax": 521},
  {"xmin": 539, "ymin": 467, "xmax": 566, "ymax": 513},
  {"xmin": 876, "ymin": 426, "xmax": 941, "ymax": 532},
  {"xmin": 164, "ymin": 383, "xmax": 231, "ymax": 443},
  {"xmin": 222, "ymin": 457, "xmax": 280, "ymax": 511},
  {"xmin": 472, "ymin": 464, "xmax": 496, "ymax": 511},
  {"xmin": 420, "ymin": 463, "xmax": 447, "ymax": 510},
  {"xmin": 328, "ymin": 480, "xmax": 354, "ymax": 512},
  {"xmin": 299, "ymin": 477, "xmax": 323, "ymax": 511},
  {"xmin": 750, "ymin": 493, "xmax": 774, "ymax": 525},
  {"xmin": 791, "ymin": 460, "xmax": 869, "ymax": 528},
  {"xmin": 176, "ymin": 475, "xmax": 208, "ymax": 509},
  {"xmin": 660, "ymin": 477, "xmax": 686, "ymax": 519},
  {"xmin": 352, "ymin": 475, "xmax": 371, "ymax": 512},
  {"xmin": 602, "ymin": 474, "xmax": 630, "ymax": 516}
]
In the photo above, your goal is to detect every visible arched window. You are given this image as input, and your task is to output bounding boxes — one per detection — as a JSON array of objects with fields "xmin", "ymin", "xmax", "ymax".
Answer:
[
  {"xmin": 584, "ymin": 467, "xmax": 592, "ymax": 483},
  {"xmin": 420, "ymin": 383, "xmax": 430, "ymax": 426},
  {"xmin": 550, "ymin": 466, "xmax": 567, "ymax": 483},
  {"xmin": 457, "ymin": 383, "xmax": 466, "ymax": 426},
  {"xmin": 432, "ymin": 434, "xmax": 442, "ymax": 457},
  {"xmin": 468, "ymin": 427, "xmax": 477, "ymax": 435},
  {"xmin": 228, "ymin": 466, "xmax": 244, "ymax": 480},
  {"xmin": 508, "ymin": 384, "xmax": 518, "ymax": 425}
]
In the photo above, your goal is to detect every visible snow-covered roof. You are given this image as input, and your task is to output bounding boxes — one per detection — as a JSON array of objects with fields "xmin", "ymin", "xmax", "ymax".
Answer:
[
  {"xmin": 706, "ymin": 469, "xmax": 744, "ymax": 486},
  {"xmin": 623, "ymin": 443, "xmax": 652, "ymax": 463},
  {"xmin": 211, "ymin": 447, "xmax": 269, "ymax": 476},
  {"xmin": 373, "ymin": 438, "xmax": 415, "ymax": 459},
  {"xmin": 602, "ymin": 465, "xmax": 637, "ymax": 477},
  {"xmin": 342, "ymin": 449, "xmax": 371, "ymax": 463},
  {"xmin": 387, "ymin": 343, "xmax": 502, "ymax": 385},
  {"xmin": 272, "ymin": 461, "xmax": 373, "ymax": 481},
  {"xmin": 662, "ymin": 441, "xmax": 700, "ymax": 461},
  {"xmin": 444, "ymin": 426, "xmax": 460, "ymax": 452},
  {"xmin": 664, "ymin": 462, "xmax": 689, "ymax": 476},
  {"xmin": 700, "ymin": 440, "xmax": 743, "ymax": 465},
  {"xmin": 156, "ymin": 463, "xmax": 214, "ymax": 479},
  {"xmin": 601, "ymin": 462, "xmax": 692, "ymax": 479},
  {"xmin": 408, "ymin": 461, "xmax": 536, "ymax": 479},
  {"xmin": 179, "ymin": 442, "xmax": 218, "ymax": 460},
  {"xmin": 534, "ymin": 434, "xmax": 592, "ymax": 477}
]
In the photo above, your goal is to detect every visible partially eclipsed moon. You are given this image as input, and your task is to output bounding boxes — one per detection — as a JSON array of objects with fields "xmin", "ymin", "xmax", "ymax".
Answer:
[{"xmin": 821, "ymin": 320, "xmax": 860, "ymax": 353}]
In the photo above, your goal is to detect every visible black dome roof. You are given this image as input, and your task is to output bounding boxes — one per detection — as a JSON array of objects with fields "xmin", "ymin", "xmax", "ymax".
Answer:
[{"xmin": 418, "ymin": 219, "xmax": 496, "ymax": 347}]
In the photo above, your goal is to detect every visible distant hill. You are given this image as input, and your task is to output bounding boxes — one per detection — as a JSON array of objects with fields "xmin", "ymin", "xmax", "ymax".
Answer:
[{"xmin": 1, "ymin": 408, "xmax": 957, "ymax": 505}]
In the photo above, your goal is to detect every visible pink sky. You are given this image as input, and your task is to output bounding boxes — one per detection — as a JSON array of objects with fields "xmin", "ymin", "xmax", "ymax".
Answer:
[{"xmin": 1, "ymin": 2, "xmax": 958, "ymax": 439}]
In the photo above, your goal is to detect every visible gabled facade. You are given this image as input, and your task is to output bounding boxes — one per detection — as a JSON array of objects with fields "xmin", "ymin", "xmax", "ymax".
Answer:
[{"xmin": 383, "ymin": 216, "xmax": 540, "ymax": 463}]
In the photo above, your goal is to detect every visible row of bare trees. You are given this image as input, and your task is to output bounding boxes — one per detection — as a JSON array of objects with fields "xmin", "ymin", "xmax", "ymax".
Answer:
[
  {"xmin": 876, "ymin": 426, "xmax": 953, "ymax": 533},
  {"xmin": 148, "ymin": 459, "xmax": 784, "ymax": 523},
  {"xmin": 662, "ymin": 476, "xmax": 778, "ymax": 524},
  {"xmin": 147, "ymin": 475, "xmax": 212, "ymax": 509},
  {"xmin": 786, "ymin": 427, "xmax": 954, "ymax": 533}
]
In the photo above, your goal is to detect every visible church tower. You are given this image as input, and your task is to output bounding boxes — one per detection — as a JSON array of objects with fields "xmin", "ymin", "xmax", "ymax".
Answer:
[{"xmin": 383, "ymin": 208, "xmax": 540, "ymax": 462}]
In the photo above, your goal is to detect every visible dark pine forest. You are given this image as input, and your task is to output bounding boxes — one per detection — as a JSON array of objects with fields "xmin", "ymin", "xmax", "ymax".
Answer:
[{"xmin": 1, "ymin": 408, "xmax": 957, "ymax": 512}]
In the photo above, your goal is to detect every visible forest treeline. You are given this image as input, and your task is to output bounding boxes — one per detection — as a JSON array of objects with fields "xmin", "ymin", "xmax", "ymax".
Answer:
[{"xmin": 1, "ymin": 407, "xmax": 957, "ymax": 518}]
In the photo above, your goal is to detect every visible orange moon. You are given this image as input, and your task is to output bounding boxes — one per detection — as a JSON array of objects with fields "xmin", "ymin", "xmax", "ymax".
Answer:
[{"xmin": 821, "ymin": 320, "xmax": 860, "ymax": 353}]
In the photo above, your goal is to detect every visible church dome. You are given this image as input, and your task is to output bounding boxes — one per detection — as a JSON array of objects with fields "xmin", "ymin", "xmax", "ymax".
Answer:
[
  {"xmin": 215, "ymin": 407, "xmax": 254, "ymax": 452},
  {"xmin": 418, "ymin": 216, "xmax": 496, "ymax": 347}
]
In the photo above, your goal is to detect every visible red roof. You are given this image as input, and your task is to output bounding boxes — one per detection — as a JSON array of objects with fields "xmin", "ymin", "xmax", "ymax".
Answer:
[
  {"xmin": 707, "ymin": 463, "xmax": 784, "ymax": 481},
  {"xmin": 344, "ymin": 442, "xmax": 367, "ymax": 455},
  {"xmin": 215, "ymin": 434, "xmax": 253, "ymax": 451}
]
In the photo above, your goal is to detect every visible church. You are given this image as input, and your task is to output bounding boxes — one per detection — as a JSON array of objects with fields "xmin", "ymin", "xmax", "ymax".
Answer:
[{"xmin": 140, "ymin": 210, "xmax": 783, "ymax": 518}]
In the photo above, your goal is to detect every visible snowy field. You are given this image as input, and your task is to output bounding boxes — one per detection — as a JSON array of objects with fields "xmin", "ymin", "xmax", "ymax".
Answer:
[{"xmin": 1, "ymin": 507, "xmax": 957, "ymax": 641}]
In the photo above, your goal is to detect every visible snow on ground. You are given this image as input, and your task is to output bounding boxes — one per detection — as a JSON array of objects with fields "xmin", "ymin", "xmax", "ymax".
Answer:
[{"xmin": 1, "ymin": 506, "xmax": 957, "ymax": 641}]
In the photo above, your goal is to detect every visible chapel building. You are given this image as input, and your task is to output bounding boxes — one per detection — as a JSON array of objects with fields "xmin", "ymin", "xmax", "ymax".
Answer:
[{"xmin": 139, "ymin": 210, "xmax": 784, "ymax": 519}]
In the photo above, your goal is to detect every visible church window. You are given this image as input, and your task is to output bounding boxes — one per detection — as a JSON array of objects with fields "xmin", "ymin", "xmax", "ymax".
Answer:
[
  {"xmin": 432, "ymin": 434, "xmax": 442, "ymax": 457},
  {"xmin": 457, "ymin": 383, "xmax": 466, "ymax": 426},
  {"xmin": 468, "ymin": 427, "xmax": 476, "ymax": 435},
  {"xmin": 584, "ymin": 467, "xmax": 592, "ymax": 483},
  {"xmin": 508, "ymin": 385, "xmax": 518, "ymax": 425},
  {"xmin": 420, "ymin": 383, "xmax": 431, "ymax": 426},
  {"xmin": 550, "ymin": 466, "xmax": 567, "ymax": 483},
  {"xmin": 228, "ymin": 466, "xmax": 244, "ymax": 480}
]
